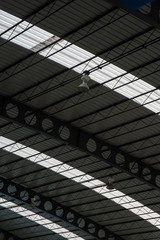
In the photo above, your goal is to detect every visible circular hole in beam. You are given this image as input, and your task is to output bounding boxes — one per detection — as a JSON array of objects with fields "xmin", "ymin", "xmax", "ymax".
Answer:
[
  {"xmin": 129, "ymin": 161, "xmax": 139, "ymax": 174},
  {"xmin": 67, "ymin": 212, "xmax": 75, "ymax": 222},
  {"xmin": 6, "ymin": 103, "xmax": 19, "ymax": 119},
  {"xmin": 59, "ymin": 126, "xmax": 70, "ymax": 140},
  {"xmin": 98, "ymin": 229, "xmax": 105, "ymax": 239},
  {"xmin": 42, "ymin": 118, "xmax": 54, "ymax": 133},
  {"xmin": 44, "ymin": 201, "xmax": 53, "ymax": 211},
  {"xmin": 88, "ymin": 223, "xmax": 96, "ymax": 234},
  {"xmin": 33, "ymin": 195, "xmax": 41, "ymax": 207},
  {"xmin": 25, "ymin": 111, "xmax": 37, "ymax": 126},
  {"xmin": 86, "ymin": 138, "xmax": 97, "ymax": 152},
  {"xmin": 56, "ymin": 206, "xmax": 64, "ymax": 217},
  {"xmin": 7, "ymin": 185, "xmax": 16, "ymax": 196},
  {"xmin": 20, "ymin": 190, "xmax": 29, "ymax": 201},
  {"xmin": 143, "ymin": 167, "xmax": 151, "ymax": 181},
  {"xmin": 77, "ymin": 218, "xmax": 85, "ymax": 228},
  {"xmin": 101, "ymin": 146, "xmax": 111, "ymax": 160}
]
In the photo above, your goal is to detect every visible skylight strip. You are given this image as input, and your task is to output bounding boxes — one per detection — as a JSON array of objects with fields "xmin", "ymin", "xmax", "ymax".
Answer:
[
  {"xmin": 42, "ymin": 44, "xmax": 160, "ymax": 112},
  {"xmin": 3, "ymin": 12, "xmax": 159, "ymax": 112},
  {"xmin": 11, "ymin": 38, "xmax": 37, "ymax": 49},
  {"xmin": 1, "ymin": 7, "xmax": 160, "ymax": 225},
  {"xmin": 0, "ymin": 196, "xmax": 84, "ymax": 240},
  {"xmin": 0, "ymin": 136, "xmax": 160, "ymax": 229},
  {"xmin": 0, "ymin": 11, "xmax": 52, "ymax": 39},
  {"xmin": 0, "ymin": 10, "xmax": 52, "ymax": 49},
  {"xmin": 2, "ymin": 27, "xmax": 51, "ymax": 44},
  {"xmin": 1, "ymin": 9, "xmax": 160, "ymax": 115}
]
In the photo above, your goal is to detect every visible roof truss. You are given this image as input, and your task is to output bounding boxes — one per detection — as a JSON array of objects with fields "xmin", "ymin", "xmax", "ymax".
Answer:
[
  {"xmin": 0, "ymin": 95, "xmax": 159, "ymax": 192},
  {"xmin": 0, "ymin": 1, "xmax": 160, "ymax": 239},
  {"xmin": 0, "ymin": 174, "xmax": 123, "ymax": 240}
]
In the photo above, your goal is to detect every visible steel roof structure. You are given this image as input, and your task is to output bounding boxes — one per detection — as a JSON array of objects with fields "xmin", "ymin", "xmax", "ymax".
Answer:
[{"xmin": 0, "ymin": 0, "xmax": 160, "ymax": 239}]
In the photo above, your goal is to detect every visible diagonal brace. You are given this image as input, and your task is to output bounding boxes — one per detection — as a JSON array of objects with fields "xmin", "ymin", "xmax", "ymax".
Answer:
[{"xmin": 0, "ymin": 95, "xmax": 159, "ymax": 192}]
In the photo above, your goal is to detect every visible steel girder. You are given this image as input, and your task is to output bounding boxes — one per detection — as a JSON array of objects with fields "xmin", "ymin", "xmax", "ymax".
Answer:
[
  {"xmin": 108, "ymin": 0, "xmax": 160, "ymax": 29},
  {"xmin": 0, "ymin": 227, "xmax": 21, "ymax": 240},
  {"xmin": 0, "ymin": 95, "xmax": 159, "ymax": 191},
  {"xmin": 0, "ymin": 175, "xmax": 123, "ymax": 240}
]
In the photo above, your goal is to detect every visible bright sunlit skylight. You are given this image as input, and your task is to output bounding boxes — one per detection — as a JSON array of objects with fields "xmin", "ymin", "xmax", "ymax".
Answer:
[
  {"xmin": 0, "ymin": 10, "xmax": 53, "ymax": 49},
  {"xmin": 0, "ymin": 136, "xmax": 160, "ymax": 229},
  {"xmin": 0, "ymin": 10, "xmax": 160, "ymax": 114},
  {"xmin": 0, "ymin": 8, "xmax": 160, "ymax": 231},
  {"xmin": 0, "ymin": 195, "xmax": 84, "ymax": 240}
]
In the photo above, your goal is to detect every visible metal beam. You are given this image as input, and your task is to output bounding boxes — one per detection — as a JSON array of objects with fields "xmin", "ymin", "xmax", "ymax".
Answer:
[
  {"xmin": 0, "ymin": 175, "xmax": 123, "ymax": 240},
  {"xmin": 0, "ymin": 227, "xmax": 22, "ymax": 240},
  {"xmin": 0, "ymin": 7, "xmax": 117, "ymax": 78},
  {"xmin": 0, "ymin": 95, "xmax": 159, "ymax": 192},
  {"xmin": 11, "ymin": 25, "xmax": 152, "ymax": 101},
  {"xmin": 69, "ymin": 56, "xmax": 160, "ymax": 124},
  {"xmin": 108, "ymin": 0, "xmax": 160, "ymax": 29},
  {"xmin": 0, "ymin": 0, "xmax": 56, "ymax": 38}
]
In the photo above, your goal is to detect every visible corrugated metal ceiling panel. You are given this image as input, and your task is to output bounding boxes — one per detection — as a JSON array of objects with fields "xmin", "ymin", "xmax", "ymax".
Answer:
[{"xmin": 1, "ymin": 0, "xmax": 160, "ymax": 239}]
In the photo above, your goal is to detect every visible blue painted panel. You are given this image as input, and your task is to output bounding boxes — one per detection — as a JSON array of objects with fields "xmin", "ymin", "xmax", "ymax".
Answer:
[{"xmin": 119, "ymin": 0, "xmax": 154, "ymax": 10}]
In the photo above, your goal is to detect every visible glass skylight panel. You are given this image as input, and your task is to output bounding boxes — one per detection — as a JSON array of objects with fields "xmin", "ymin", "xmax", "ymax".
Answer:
[
  {"xmin": 144, "ymin": 101, "xmax": 160, "ymax": 113},
  {"xmin": 1, "ymin": 8, "xmax": 160, "ymax": 230},
  {"xmin": 1, "ymin": 9, "xmax": 160, "ymax": 116},
  {"xmin": 32, "ymin": 36, "xmax": 60, "ymax": 52},
  {"xmin": 0, "ymin": 10, "xmax": 53, "ymax": 50},
  {"xmin": 0, "ymin": 136, "xmax": 160, "ymax": 229},
  {"xmin": 0, "ymin": 196, "xmax": 84, "ymax": 240}
]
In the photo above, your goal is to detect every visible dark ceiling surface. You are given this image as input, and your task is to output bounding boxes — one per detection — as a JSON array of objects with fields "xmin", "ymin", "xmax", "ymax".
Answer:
[{"xmin": 0, "ymin": 0, "xmax": 160, "ymax": 240}]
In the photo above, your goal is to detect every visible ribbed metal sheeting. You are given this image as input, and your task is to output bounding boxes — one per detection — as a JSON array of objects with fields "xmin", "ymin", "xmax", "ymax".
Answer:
[
  {"xmin": 0, "ymin": 203, "xmax": 66, "ymax": 240},
  {"xmin": 0, "ymin": 118, "xmax": 159, "ymax": 240},
  {"xmin": 0, "ymin": 195, "xmax": 92, "ymax": 240},
  {"xmin": 0, "ymin": 0, "xmax": 160, "ymax": 239}
]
